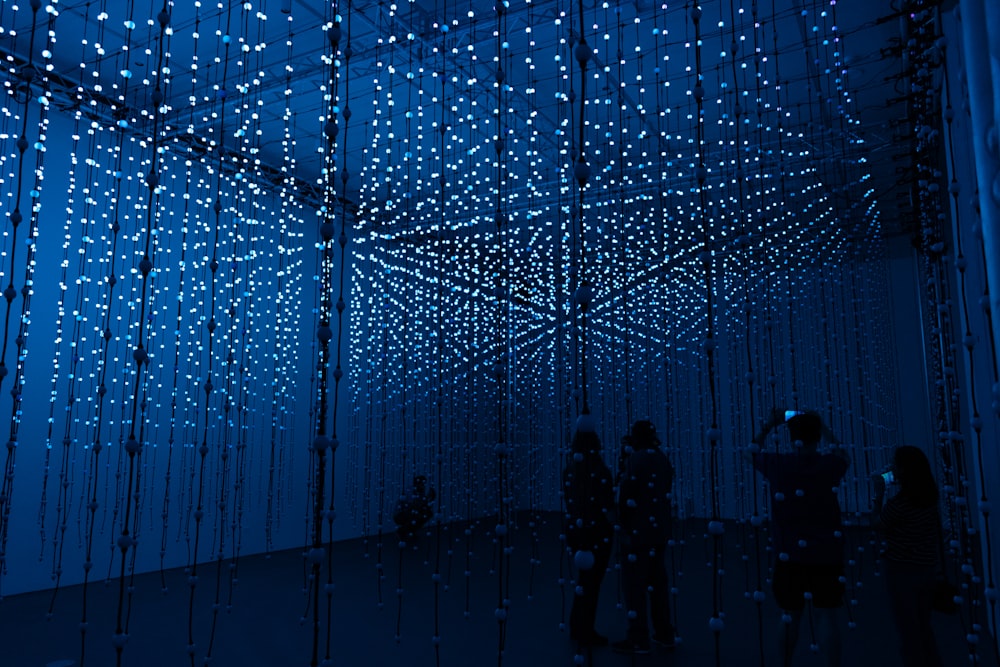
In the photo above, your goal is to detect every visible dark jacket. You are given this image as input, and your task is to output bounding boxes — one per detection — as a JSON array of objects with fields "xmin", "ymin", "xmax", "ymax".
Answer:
[
  {"xmin": 562, "ymin": 454, "xmax": 615, "ymax": 552},
  {"xmin": 618, "ymin": 447, "xmax": 674, "ymax": 546}
]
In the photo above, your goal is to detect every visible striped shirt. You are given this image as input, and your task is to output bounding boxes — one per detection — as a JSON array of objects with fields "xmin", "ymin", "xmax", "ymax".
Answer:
[{"xmin": 880, "ymin": 493, "xmax": 940, "ymax": 566}]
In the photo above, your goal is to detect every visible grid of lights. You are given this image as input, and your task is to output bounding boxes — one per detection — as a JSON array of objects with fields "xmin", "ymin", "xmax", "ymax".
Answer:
[{"xmin": 4, "ymin": 0, "xmax": 985, "ymax": 665}]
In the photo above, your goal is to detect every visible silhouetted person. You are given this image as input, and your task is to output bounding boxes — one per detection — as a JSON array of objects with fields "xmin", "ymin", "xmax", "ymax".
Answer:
[
  {"xmin": 748, "ymin": 410, "xmax": 848, "ymax": 667},
  {"xmin": 562, "ymin": 428, "xmax": 614, "ymax": 647},
  {"xmin": 393, "ymin": 475, "xmax": 436, "ymax": 544},
  {"xmin": 613, "ymin": 420, "xmax": 675, "ymax": 655},
  {"xmin": 872, "ymin": 446, "xmax": 943, "ymax": 667}
]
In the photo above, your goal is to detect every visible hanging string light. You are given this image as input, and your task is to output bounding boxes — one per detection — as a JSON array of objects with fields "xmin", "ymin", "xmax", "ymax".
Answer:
[
  {"xmin": 940, "ymin": 21, "xmax": 1000, "ymax": 655},
  {"xmin": 685, "ymin": 4, "xmax": 726, "ymax": 663},
  {"xmin": 521, "ymin": 0, "xmax": 543, "ymax": 606},
  {"xmin": 40, "ymin": 0, "xmax": 92, "ymax": 614},
  {"xmin": 106, "ymin": 2, "xmax": 171, "ymax": 663},
  {"xmin": 392, "ymin": 2, "xmax": 415, "ymax": 646},
  {"xmin": 427, "ymin": 0, "xmax": 454, "ymax": 660},
  {"xmin": 304, "ymin": 0, "xmax": 346, "ymax": 662},
  {"xmin": 319, "ymin": 0, "xmax": 353, "ymax": 661},
  {"xmin": 184, "ymin": 2, "xmax": 236, "ymax": 663},
  {"xmin": 158, "ymin": 88, "xmax": 199, "ymax": 592},
  {"xmin": 70, "ymin": 0, "xmax": 143, "ymax": 659},
  {"xmin": 554, "ymin": 0, "xmax": 574, "ymax": 631},
  {"xmin": 264, "ymin": 4, "xmax": 299, "ymax": 559},
  {"xmin": 725, "ymin": 0, "xmax": 768, "ymax": 661},
  {"xmin": 492, "ymin": 1, "xmax": 514, "ymax": 662},
  {"xmin": 571, "ymin": 0, "xmax": 592, "ymax": 422},
  {"xmin": 0, "ymin": 0, "xmax": 48, "ymax": 597},
  {"xmin": 908, "ymin": 4, "xmax": 986, "ymax": 660}
]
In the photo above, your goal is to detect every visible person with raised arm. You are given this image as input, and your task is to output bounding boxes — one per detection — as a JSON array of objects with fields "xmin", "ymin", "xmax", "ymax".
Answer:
[{"xmin": 747, "ymin": 409, "xmax": 849, "ymax": 667}]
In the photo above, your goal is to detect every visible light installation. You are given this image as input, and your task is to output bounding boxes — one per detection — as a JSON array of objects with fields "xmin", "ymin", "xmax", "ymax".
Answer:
[{"xmin": 0, "ymin": 0, "xmax": 996, "ymax": 666}]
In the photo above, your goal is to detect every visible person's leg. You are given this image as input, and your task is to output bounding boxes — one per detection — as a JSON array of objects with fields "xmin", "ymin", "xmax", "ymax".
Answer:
[
  {"xmin": 569, "ymin": 555, "xmax": 595, "ymax": 639},
  {"xmin": 772, "ymin": 561, "xmax": 805, "ymax": 667},
  {"xmin": 884, "ymin": 560, "xmax": 927, "ymax": 667},
  {"xmin": 914, "ymin": 567, "xmax": 942, "ymax": 667},
  {"xmin": 568, "ymin": 579, "xmax": 585, "ymax": 640},
  {"xmin": 584, "ymin": 539, "xmax": 612, "ymax": 637},
  {"xmin": 779, "ymin": 610, "xmax": 803, "ymax": 667},
  {"xmin": 613, "ymin": 544, "xmax": 653, "ymax": 654},
  {"xmin": 570, "ymin": 540, "xmax": 612, "ymax": 641},
  {"xmin": 626, "ymin": 545, "xmax": 652, "ymax": 641},
  {"xmin": 648, "ymin": 542, "xmax": 674, "ymax": 641},
  {"xmin": 886, "ymin": 561, "xmax": 943, "ymax": 667},
  {"xmin": 813, "ymin": 607, "xmax": 841, "ymax": 667},
  {"xmin": 809, "ymin": 563, "xmax": 844, "ymax": 667}
]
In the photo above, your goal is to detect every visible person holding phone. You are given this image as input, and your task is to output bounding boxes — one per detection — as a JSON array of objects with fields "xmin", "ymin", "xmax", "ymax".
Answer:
[
  {"xmin": 871, "ymin": 446, "xmax": 943, "ymax": 667},
  {"xmin": 746, "ymin": 409, "xmax": 849, "ymax": 667}
]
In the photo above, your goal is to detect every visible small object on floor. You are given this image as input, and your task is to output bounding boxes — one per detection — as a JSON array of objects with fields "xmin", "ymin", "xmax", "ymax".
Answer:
[{"xmin": 612, "ymin": 638, "xmax": 651, "ymax": 655}]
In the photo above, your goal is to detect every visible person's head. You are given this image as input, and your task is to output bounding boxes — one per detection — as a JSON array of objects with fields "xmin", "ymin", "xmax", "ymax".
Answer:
[
  {"xmin": 786, "ymin": 412, "xmax": 822, "ymax": 450},
  {"xmin": 894, "ymin": 445, "xmax": 939, "ymax": 507},
  {"xmin": 570, "ymin": 429, "xmax": 602, "ymax": 456},
  {"xmin": 630, "ymin": 420, "xmax": 661, "ymax": 450},
  {"xmin": 414, "ymin": 475, "xmax": 427, "ymax": 493}
]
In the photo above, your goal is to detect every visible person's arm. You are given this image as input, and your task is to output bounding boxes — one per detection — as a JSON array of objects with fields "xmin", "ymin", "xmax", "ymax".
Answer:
[
  {"xmin": 753, "ymin": 408, "xmax": 786, "ymax": 446},
  {"xmin": 743, "ymin": 408, "xmax": 784, "ymax": 464}
]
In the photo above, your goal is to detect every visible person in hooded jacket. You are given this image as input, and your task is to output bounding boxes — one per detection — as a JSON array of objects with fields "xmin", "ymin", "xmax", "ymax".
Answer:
[
  {"xmin": 613, "ymin": 420, "xmax": 675, "ymax": 654},
  {"xmin": 562, "ymin": 428, "xmax": 615, "ymax": 647}
]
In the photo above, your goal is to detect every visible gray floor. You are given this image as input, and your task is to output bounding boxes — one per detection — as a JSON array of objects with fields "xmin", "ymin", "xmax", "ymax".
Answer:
[{"xmin": 0, "ymin": 513, "xmax": 995, "ymax": 667}]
